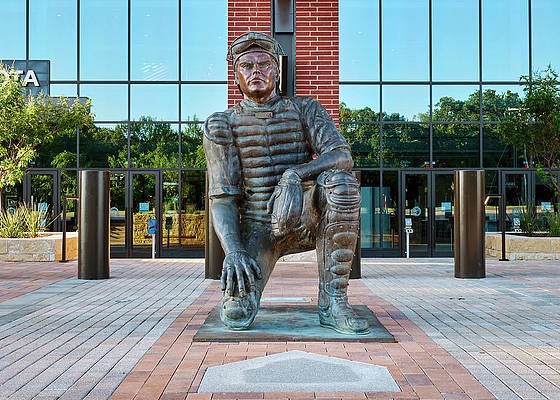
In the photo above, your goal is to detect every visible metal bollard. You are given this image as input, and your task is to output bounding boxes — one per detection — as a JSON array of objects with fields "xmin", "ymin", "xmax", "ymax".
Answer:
[
  {"xmin": 454, "ymin": 170, "xmax": 485, "ymax": 278},
  {"xmin": 78, "ymin": 170, "xmax": 110, "ymax": 279}
]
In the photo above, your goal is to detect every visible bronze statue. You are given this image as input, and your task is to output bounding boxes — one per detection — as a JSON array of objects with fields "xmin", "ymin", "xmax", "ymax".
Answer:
[{"xmin": 204, "ymin": 32, "xmax": 369, "ymax": 334}]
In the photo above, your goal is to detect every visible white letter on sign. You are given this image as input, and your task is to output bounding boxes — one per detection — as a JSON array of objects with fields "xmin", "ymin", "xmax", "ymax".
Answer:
[{"xmin": 23, "ymin": 70, "xmax": 40, "ymax": 87}]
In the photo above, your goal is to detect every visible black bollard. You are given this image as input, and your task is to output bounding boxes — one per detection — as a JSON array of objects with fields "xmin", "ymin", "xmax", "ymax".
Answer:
[
  {"xmin": 78, "ymin": 170, "xmax": 110, "ymax": 279},
  {"xmin": 454, "ymin": 170, "xmax": 485, "ymax": 278}
]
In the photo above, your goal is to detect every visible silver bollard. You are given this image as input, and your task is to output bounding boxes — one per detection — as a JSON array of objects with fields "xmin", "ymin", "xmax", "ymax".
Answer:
[{"xmin": 78, "ymin": 170, "xmax": 110, "ymax": 279}]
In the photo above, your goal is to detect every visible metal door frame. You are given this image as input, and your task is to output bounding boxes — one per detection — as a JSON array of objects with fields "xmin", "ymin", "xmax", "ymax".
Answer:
[
  {"xmin": 126, "ymin": 169, "xmax": 162, "ymax": 258},
  {"xmin": 23, "ymin": 169, "xmax": 62, "ymax": 231},
  {"xmin": 399, "ymin": 169, "xmax": 455, "ymax": 257}
]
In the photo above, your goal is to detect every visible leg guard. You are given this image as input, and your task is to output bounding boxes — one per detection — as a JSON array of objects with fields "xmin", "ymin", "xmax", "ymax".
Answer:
[{"xmin": 316, "ymin": 170, "xmax": 369, "ymax": 334}]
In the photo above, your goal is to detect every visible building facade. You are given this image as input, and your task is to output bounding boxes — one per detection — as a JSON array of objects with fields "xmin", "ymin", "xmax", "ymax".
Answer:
[{"xmin": 2, "ymin": 0, "xmax": 559, "ymax": 257}]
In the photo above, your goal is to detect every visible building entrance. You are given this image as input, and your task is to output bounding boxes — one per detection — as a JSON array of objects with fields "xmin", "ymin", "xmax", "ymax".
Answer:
[{"xmin": 401, "ymin": 171, "xmax": 454, "ymax": 257}]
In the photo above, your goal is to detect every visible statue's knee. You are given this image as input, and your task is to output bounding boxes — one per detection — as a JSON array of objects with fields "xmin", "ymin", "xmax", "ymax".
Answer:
[{"xmin": 317, "ymin": 170, "xmax": 361, "ymax": 210}]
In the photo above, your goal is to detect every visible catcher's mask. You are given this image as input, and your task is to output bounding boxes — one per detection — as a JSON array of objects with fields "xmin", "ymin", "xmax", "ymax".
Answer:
[{"xmin": 227, "ymin": 32, "xmax": 285, "ymax": 69}]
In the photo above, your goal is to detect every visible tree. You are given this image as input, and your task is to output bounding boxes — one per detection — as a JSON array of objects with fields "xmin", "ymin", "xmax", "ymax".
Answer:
[
  {"xmin": 498, "ymin": 66, "xmax": 560, "ymax": 205},
  {"xmin": 0, "ymin": 63, "xmax": 93, "ymax": 209}
]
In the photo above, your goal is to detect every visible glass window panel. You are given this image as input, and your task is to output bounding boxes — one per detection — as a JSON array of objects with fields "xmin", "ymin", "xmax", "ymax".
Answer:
[
  {"xmin": 131, "ymin": 84, "xmax": 178, "ymax": 121},
  {"xmin": 181, "ymin": 0, "xmax": 227, "ymax": 81},
  {"xmin": 340, "ymin": 85, "xmax": 380, "ymax": 115},
  {"xmin": 433, "ymin": 124, "xmax": 480, "ymax": 168},
  {"xmin": 130, "ymin": 123, "xmax": 179, "ymax": 168},
  {"xmin": 29, "ymin": 0, "xmax": 77, "ymax": 80},
  {"xmin": 81, "ymin": 0, "xmax": 127, "ymax": 80},
  {"xmin": 339, "ymin": 0, "xmax": 379, "ymax": 81},
  {"xmin": 483, "ymin": 125, "xmax": 517, "ymax": 168},
  {"xmin": 359, "ymin": 171, "xmax": 381, "ymax": 249},
  {"xmin": 50, "ymin": 84, "xmax": 77, "ymax": 97},
  {"xmin": 339, "ymin": 123, "xmax": 380, "ymax": 167},
  {"xmin": 382, "ymin": 0, "xmax": 429, "ymax": 81},
  {"xmin": 1, "ymin": 1, "xmax": 25, "ymax": 59},
  {"xmin": 81, "ymin": 84, "xmax": 128, "ymax": 122},
  {"xmin": 432, "ymin": 0, "xmax": 478, "ymax": 81},
  {"xmin": 481, "ymin": 85, "xmax": 524, "ymax": 122},
  {"xmin": 36, "ymin": 128, "xmax": 77, "ymax": 169},
  {"xmin": 383, "ymin": 85, "xmax": 429, "ymax": 122},
  {"xmin": 432, "ymin": 85, "xmax": 479, "ymax": 122},
  {"xmin": 131, "ymin": 0, "xmax": 178, "ymax": 81},
  {"xmin": 181, "ymin": 84, "xmax": 227, "ymax": 121},
  {"xmin": 382, "ymin": 124, "xmax": 429, "ymax": 168},
  {"xmin": 482, "ymin": 0, "xmax": 529, "ymax": 81},
  {"xmin": 181, "ymin": 122, "xmax": 205, "ymax": 168},
  {"xmin": 532, "ymin": 0, "xmax": 560, "ymax": 71},
  {"xmin": 80, "ymin": 123, "xmax": 127, "ymax": 168}
]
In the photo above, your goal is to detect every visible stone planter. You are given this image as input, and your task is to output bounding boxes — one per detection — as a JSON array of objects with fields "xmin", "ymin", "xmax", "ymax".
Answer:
[
  {"xmin": 486, "ymin": 232, "xmax": 560, "ymax": 260},
  {"xmin": 0, "ymin": 232, "xmax": 78, "ymax": 262}
]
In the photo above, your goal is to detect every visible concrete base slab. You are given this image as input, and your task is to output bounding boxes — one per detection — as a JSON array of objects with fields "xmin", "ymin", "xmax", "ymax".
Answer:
[
  {"xmin": 198, "ymin": 350, "xmax": 401, "ymax": 393},
  {"xmin": 193, "ymin": 304, "xmax": 395, "ymax": 342}
]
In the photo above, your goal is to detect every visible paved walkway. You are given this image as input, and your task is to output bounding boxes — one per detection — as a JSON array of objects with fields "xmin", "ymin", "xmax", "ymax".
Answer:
[{"xmin": 0, "ymin": 257, "xmax": 558, "ymax": 399}]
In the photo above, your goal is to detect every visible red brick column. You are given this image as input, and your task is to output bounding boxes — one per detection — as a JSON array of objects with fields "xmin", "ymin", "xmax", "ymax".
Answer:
[
  {"xmin": 227, "ymin": 1, "xmax": 340, "ymax": 125},
  {"xmin": 296, "ymin": 1, "xmax": 339, "ymax": 125}
]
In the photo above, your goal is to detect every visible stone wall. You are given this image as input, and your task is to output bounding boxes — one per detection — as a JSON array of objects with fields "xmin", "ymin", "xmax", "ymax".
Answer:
[
  {"xmin": 0, "ymin": 232, "xmax": 78, "ymax": 262},
  {"xmin": 486, "ymin": 233, "xmax": 560, "ymax": 260},
  {"xmin": 132, "ymin": 213, "xmax": 205, "ymax": 246}
]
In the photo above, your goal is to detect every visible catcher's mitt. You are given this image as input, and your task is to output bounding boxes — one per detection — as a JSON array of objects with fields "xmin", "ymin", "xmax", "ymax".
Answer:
[{"xmin": 267, "ymin": 169, "xmax": 303, "ymax": 237}]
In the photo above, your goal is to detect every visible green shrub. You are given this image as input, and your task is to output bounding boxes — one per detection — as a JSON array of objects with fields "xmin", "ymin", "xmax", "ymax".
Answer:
[
  {"xmin": 0, "ymin": 203, "xmax": 50, "ymax": 238},
  {"xmin": 518, "ymin": 206, "xmax": 542, "ymax": 235},
  {"xmin": 545, "ymin": 212, "xmax": 560, "ymax": 237}
]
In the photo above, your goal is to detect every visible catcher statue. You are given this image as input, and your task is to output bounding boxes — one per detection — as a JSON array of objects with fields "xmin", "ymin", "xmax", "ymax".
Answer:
[{"xmin": 204, "ymin": 32, "xmax": 369, "ymax": 334}]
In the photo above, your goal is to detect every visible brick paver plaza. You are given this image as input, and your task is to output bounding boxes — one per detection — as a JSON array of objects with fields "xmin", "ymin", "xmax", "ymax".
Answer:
[{"xmin": 0, "ymin": 257, "xmax": 559, "ymax": 399}]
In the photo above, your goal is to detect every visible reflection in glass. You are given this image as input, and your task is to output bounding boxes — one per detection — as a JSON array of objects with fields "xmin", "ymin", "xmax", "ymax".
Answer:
[
  {"xmin": 35, "ymin": 126, "xmax": 77, "ymax": 169},
  {"xmin": 1, "ymin": 1, "xmax": 25, "ymax": 59},
  {"xmin": 181, "ymin": 84, "xmax": 227, "ymax": 121},
  {"xmin": 340, "ymin": 85, "xmax": 380, "ymax": 113},
  {"xmin": 403, "ymin": 172, "xmax": 429, "ymax": 255},
  {"xmin": 50, "ymin": 85, "xmax": 78, "ymax": 97},
  {"xmin": 382, "ymin": 0, "xmax": 429, "ymax": 81},
  {"xmin": 482, "ymin": 125, "xmax": 517, "ymax": 168},
  {"xmin": 532, "ymin": 0, "xmax": 560, "ymax": 71},
  {"xmin": 181, "ymin": 123, "xmax": 205, "ymax": 168},
  {"xmin": 81, "ymin": 0, "xmax": 128, "ymax": 80},
  {"xmin": 481, "ymin": 85, "xmax": 524, "ymax": 122},
  {"xmin": 131, "ymin": 0, "xmax": 178, "ymax": 81},
  {"xmin": 340, "ymin": 0, "xmax": 379, "ymax": 81},
  {"xmin": 181, "ymin": 0, "xmax": 227, "ymax": 81},
  {"xmin": 382, "ymin": 124, "xmax": 429, "ymax": 168},
  {"xmin": 179, "ymin": 170, "xmax": 206, "ymax": 249},
  {"xmin": 130, "ymin": 122, "xmax": 179, "ymax": 168},
  {"xmin": 29, "ymin": 0, "xmax": 77, "ymax": 79},
  {"xmin": 339, "ymin": 123, "xmax": 380, "ymax": 167},
  {"xmin": 80, "ymin": 123, "xmax": 128, "ymax": 168},
  {"xmin": 131, "ymin": 84, "xmax": 178, "ymax": 121},
  {"xmin": 110, "ymin": 173, "xmax": 126, "ymax": 257},
  {"xmin": 432, "ymin": 0, "xmax": 478, "ymax": 81},
  {"xmin": 482, "ymin": 0, "xmax": 529, "ymax": 81},
  {"xmin": 432, "ymin": 85, "xmax": 479, "ymax": 122},
  {"xmin": 383, "ymin": 85, "xmax": 429, "ymax": 121},
  {"xmin": 433, "ymin": 124, "xmax": 479, "ymax": 168},
  {"xmin": 434, "ymin": 174, "xmax": 454, "ymax": 254},
  {"xmin": 359, "ymin": 171, "xmax": 380, "ymax": 249},
  {"xmin": 131, "ymin": 172, "xmax": 157, "ymax": 257},
  {"xmin": 61, "ymin": 170, "xmax": 78, "ymax": 233},
  {"xmin": 30, "ymin": 174, "xmax": 55, "ymax": 232},
  {"xmin": 81, "ymin": 84, "xmax": 128, "ymax": 122},
  {"xmin": 504, "ymin": 172, "xmax": 530, "ymax": 231}
]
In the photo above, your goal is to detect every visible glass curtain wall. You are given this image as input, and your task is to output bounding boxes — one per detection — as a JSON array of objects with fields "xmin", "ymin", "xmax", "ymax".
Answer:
[{"xmin": 339, "ymin": 0, "xmax": 558, "ymax": 251}]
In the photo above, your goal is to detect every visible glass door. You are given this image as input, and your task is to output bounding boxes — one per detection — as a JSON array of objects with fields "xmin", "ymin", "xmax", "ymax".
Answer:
[
  {"xmin": 130, "ymin": 171, "xmax": 161, "ymax": 258},
  {"xmin": 23, "ymin": 170, "xmax": 61, "ymax": 231},
  {"xmin": 109, "ymin": 172, "xmax": 127, "ymax": 257},
  {"xmin": 401, "ymin": 172, "xmax": 430, "ymax": 257},
  {"xmin": 501, "ymin": 171, "xmax": 532, "ymax": 232},
  {"xmin": 433, "ymin": 172, "xmax": 454, "ymax": 256}
]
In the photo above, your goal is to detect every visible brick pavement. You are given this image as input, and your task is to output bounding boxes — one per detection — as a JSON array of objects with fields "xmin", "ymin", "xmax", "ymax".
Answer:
[{"xmin": 0, "ymin": 257, "xmax": 559, "ymax": 399}]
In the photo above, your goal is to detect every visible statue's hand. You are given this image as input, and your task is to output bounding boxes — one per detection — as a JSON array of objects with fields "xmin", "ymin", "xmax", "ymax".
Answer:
[
  {"xmin": 205, "ymin": 111, "xmax": 231, "ymax": 138},
  {"xmin": 221, "ymin": 250, "xmax": 262, "ymax": 297},
  {"xmin": 267, "ymin": 169, "xmax": 303, "ymax": 237}
]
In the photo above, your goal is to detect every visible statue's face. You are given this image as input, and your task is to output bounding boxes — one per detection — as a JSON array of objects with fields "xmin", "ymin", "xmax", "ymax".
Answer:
[{"xmin": 235, "ymin": 51, "xmax": 278, "ymax": 104}]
